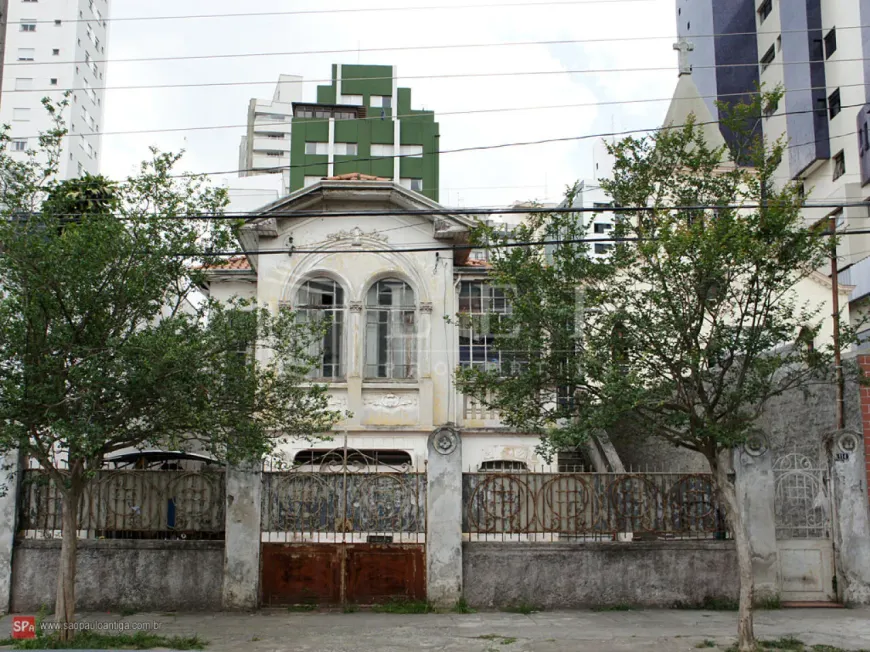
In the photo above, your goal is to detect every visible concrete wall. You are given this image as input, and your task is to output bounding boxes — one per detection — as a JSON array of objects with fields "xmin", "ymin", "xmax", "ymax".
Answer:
[
  {"xmin": 11, "ymin": 540, "xmax": 223, "ymax": 613},
  {"xmin": 463, "ymin": 541, "xmax": 738, "ymax": 610}
]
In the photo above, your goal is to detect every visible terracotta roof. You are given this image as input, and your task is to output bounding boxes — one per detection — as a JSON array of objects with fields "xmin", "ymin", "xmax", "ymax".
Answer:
[
  {"xmin": 325, "ymin": 172, "xmax": 390, "ymax": 181},
  {"xmin": 458, "ymin": 258, "xmax": 491, "ymax": 268},
  {"xmin": 201, "ymin": 256, "xmax": 251, "ymax": 271}
]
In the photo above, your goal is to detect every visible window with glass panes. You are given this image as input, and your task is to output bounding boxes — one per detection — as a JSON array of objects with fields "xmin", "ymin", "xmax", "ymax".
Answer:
[
  {"xmin": 296, "ymin": 278, "xmax": 345, "ymax": 379},
  {"xmin": 365, "ymin": 279, "xmax": 416, "ymax": 379},
  {"xmin": 458, "ymin": 281, "xmax": 510, "ymax": 372}
]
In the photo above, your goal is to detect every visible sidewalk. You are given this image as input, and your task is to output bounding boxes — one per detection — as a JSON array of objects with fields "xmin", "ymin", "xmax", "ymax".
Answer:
[{"xmin": 2, "ymin": 608, "xmax": 869, "ymax": 651}]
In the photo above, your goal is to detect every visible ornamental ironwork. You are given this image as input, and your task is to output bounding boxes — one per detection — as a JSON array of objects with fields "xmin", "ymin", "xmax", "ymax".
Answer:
[
  {"xmin": 772, "ymin": 452, "xmax": 829, "ymax": 540},
  {"xmin": 463, "ymin": 472, "xmax": 726, "ymax": 541},
  {"xmin": 17, "ymin": 469, "xmax": 225, "ymax": 540},
  {"xmin": 261, "ymin": 445, "xmax": 426, "ymax": 542}
]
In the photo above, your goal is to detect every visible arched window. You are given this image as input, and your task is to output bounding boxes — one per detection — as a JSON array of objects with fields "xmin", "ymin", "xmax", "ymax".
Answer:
[
  {"xmin": 296, "ymin": 278, "xmax": 345, "ymax": 379},
  {"xmin": 365, "ymin": 279, "xmax": 416, "ymax": 379},
  {"xmin": 478, "ymin": 460, "xmax": 529, "ymax": 472}
]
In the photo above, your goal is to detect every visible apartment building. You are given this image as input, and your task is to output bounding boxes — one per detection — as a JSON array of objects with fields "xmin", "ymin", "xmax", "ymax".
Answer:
[
  {"xmin": 676, "ymin": 0, "xmax": 870, "ymax": 337},
  {"xmin": 289, "ymin": 64, "xmax": 440, "ymax": 201},
  {"xmin": 0, "ymin": 0, "xmax": 109, "ymax": 178},
  {"xmin": 238, "ymin": 74, "xmax": 303, "ymax": 191}
]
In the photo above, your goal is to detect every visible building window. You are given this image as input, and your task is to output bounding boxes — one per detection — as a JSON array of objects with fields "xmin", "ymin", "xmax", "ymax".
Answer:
[
  {"xmin": 401, "ymin": 178, "xmax": 423, "ymax": 192},
  {"xmin": 293, "ymin": 449, "xmax": 412, "ymax": 468},
  {"xmin": 304, "ymin": 141, "xmax": 328, "ymax": 155},
  {"xmin": 12, "ymin": 139, "xmax": 27, "ymax": 152},
  {"xmin": 760, "ymin": 44, "xmax": 775, "ymax": 73},
  {"xmin": 333, "ymin": 142, "xmax": 358, "ymax": 156},
  {"xmin": 365, "ymin": 279, "xmax": 416, "ymax": 380},
  {"xmin": 824, "ymin": 28, "xmax": 837, "ymax": 59},
  {"xmin": 17, "ymin": 48, "xmax": 35, "ymax": 61},
  {"xmin": 12, "ymin": 108, "xmax": 30, "ymax": 121},
  {"xmin": 334, "ymin": 111, "xmax": 355, "ymax": 120},
  {"xmin": 52, "ymin": 49, "xmax": 59, "ymax": 55},
  {"xmin": 828, "ymin": 89, "xmax": 841, "ymax": 120},
  {"xmin": 295, "ymin": 108, "xmax": 313, "ymax": 118},
  {"xmin": 49, "ymin": 78, "xmax": 58, "ymax": 85},
  {"xmin": 339, "ymin": 94, "xmax": 363, "ymax": 105},
  {"xmin": 20, "ymin": 20, "xmax": 36, "ymax": 32},
  {"xmin": 55, "ymin": 20, "xmax": 62, "ymax": 26},
  {"xmin": 15, "ymin": 78, "xmax": 33, "ymax": 91},
  {"xmin": 296, "ymin": 278, "xmax": 345, "ymax": 379},
  {"xmin": 593, "ymin": 223, "xmax": 612, "ymax": 234},
  {"xmin": 757, "ymin": 0, "xmax": 772, "ymax": 23},
  {"xmin": 459, "ymin": 281, "xmax": 510, "ymax": 373},
  {"xmin": 594, "ymin": 243, "xmax": 614, "ymax": 255},
  {"xmin": 314, "ymin": 110, "xmax": 330, "ymax": 119},
  {"xmin": 370, "ymin": 95, "xmax": 392, "ymax": 109},
  {"xmin": 833, "ymin": 151, "xmax": 846, "ymax": 180},
  {"xmin": 371, "ymin": 144, "xmax": 394, "ymax": 157},
  {"xmin": 763, "ymin": 95, "xmax": 780, "ymax": 118}
]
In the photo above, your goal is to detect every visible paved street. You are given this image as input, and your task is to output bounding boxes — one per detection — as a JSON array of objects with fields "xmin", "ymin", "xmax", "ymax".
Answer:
[{"xmin": 2, "ymin": 608, "xmax": 869, "ymax": 651}]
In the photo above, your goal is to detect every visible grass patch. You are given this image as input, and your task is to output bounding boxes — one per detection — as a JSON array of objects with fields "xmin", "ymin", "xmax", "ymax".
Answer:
[
  {"xmin": 501, "ymin": 602, "xmax": 538, "ymax": 615},
  {"xmin": 8, "ymin": 631, "xmax": 206, "ymax": 650},
  {"xmin": 371, "ymin": 599, "xmax": 432, "ymax": 614},
  {"xmin": 452, "ymin": 597, "xmax": 476, "ymax": 614},
  {"xmin": 500, "ymin": 637, "xmax": 517, "ymax": 645},
  {"xmin": 476, "ymin": 635, "xmax": 517, "ymax": 646},
  {"xmin": 342, "ymin": 604, "xmax": 359, "ymax": 614},
  {"xmin": 756, "ymin": 595, "xmax": 783, "ymax": 610},
  {"xmin": 722, "ymin": 637, "xmax": 868, "ymax": 652},
  {"xmin": 591, "ymin": 603, "xmax": 636, "ymax": 612},
  {"xmin": 695, "ymin": 641, "xmax": 717, "ymax": 649},
  {"xmin": 118, "ymin": 608, "xmax": 138, "ymax": 618},
  {"xmin": 286, "ymin": 604, "xmax": 317, "ymax": 613}
]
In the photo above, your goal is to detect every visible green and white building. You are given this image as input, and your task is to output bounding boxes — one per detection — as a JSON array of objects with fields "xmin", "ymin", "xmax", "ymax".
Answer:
[{"xmin": 289, "ymin": 64, "xmax": 440, "ymax": 201}]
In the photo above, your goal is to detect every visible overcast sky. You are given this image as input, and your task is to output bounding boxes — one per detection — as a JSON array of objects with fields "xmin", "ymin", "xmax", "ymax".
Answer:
[{"xmin": 100, "ymin": 0, "xmax": 679, "ymax": 208}]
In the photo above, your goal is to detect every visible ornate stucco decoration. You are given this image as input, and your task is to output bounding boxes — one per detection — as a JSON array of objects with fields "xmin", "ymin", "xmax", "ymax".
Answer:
[
  {"xmin": 419, "ymin": 302, "xmax": 433, "ymax": 314},
  {"xmin": 349, "ymin": 301, "xmax": 363, "ymax": 313},
  {"xmin": 363, "ymin": 393, "xmax": 417, "ymax": 410},
  {"xmin": 430, "ymin": 426, "xmax": 459, "ymax": 456},
  {"xmin": 326, "ymin": 226, "xmax": 388, "ymax": 247}
]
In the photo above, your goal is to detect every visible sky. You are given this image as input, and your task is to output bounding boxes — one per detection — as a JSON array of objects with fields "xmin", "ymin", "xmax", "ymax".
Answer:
[{"xmin": 100, "ymin": 0, "xmax": 680, "ymax": 209}]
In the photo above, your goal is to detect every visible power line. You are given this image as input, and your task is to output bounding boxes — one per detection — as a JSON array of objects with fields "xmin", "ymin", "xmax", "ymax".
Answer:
[
  {"xmin": 7, "ymin": 24, "xmax": 869, "ymax": 68},
  {"xmin": 10, "ymin": 82, "xmax": 862, "ymax": 141},
  {"xmin": 7, "ymin": 56, "xmax": 870, "ymax": 96},
  {"xmin": 29, "ymin": 0, "xmax": 652, "ymax": 25}
]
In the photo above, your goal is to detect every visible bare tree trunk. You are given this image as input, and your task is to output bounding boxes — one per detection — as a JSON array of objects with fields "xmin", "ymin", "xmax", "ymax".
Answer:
[
  {"xmin": 709, "ymin": 449, "xmax": 756, "ymax": 652},
  {"xmin": 55, "ymin": 472, "xmax": 83, "ymax": 642}
]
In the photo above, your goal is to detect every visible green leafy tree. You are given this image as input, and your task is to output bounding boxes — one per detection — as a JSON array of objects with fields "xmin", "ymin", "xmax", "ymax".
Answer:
[
  {"xmin": 457, "ymin": 93, "xmax": 840, "ymax": 651},
  {"xmin": 0, "ymin": 101, "xmax": 340, "ymax": 638}
]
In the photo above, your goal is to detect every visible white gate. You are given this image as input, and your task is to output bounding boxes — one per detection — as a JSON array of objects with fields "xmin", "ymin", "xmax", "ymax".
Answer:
[{"xmin": 773, "ymin": 452, "xmax": 836, "ymax": 602}]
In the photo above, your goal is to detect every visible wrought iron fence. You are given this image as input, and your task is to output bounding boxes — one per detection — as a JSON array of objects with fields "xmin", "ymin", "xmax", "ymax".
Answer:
[
  {"xmin": 17, "ymin": 469, "xmax": 226, "ymax": 540},
  {"xmin": 261, "ymin": 448, "xmax": 426, "ymax": 544},
  {"xmin": 463, "ymin": 472, "xmax": 728, "ymax": 542},
  {"xmin": 772, "ymin": 452, "xmax": 829, "ymax": 540}
]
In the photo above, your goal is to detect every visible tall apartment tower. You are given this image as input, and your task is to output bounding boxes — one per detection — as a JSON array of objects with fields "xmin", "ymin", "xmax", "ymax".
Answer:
[
  {"xmin": 238, "ymin": 74, "xmax": 304, "ymax": 191},
  {"xmin": 290, "ymin": 64, "xmax": 440, "ymax": 201},
  {"xmin": 0, "ymin": 0, "xmax": 109, "ymax": 178},
  {"xmin": 674, "ymin": 0, "xmax": 870, "ymax": 336}
]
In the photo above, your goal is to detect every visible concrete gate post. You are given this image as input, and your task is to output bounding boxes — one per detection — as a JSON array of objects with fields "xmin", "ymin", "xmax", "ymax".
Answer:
[
  {"xmin": 734, "ymin": 441, "xmax": 780, "ymax": 600},
  {"xmin": 0, "ymin": 452, "xmax": 20, "ymax": 615},
  {"xmin": 222, "ymin": 463, "xmax": 262, "ymax": 610},
  {"xmin": 426, "ymin": 426, "xmax": 462, "ymax": 608},
  {"xmin": 827, "ymin": 430, "xmax": 870, "ymax": 604}
]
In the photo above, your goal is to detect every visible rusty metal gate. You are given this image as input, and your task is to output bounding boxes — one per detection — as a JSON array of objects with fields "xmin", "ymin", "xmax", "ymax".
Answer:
[{"xmin": 260, "ymin": 445, "xmax": 426, "ymax": 606}]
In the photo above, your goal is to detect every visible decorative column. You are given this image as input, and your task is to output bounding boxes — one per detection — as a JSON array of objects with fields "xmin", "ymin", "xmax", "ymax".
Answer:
[
  {"xmin": 828, "ymin": 430, "xmax": 870, "ymax": 604},
  {"xmin": 0, "ymin": 452, "xmax": 20, "ymax": 614},
  {"xmin": 222, "ymin": 463, "xmax": 262, "ymax": 610},
  {"xmin": 346, "ymin": 301, "xmax": 363, "ymax": 427},
  {"xmin": 418, "ymin": 301, "xmax": 434, "ymax": 427},
  {"xmin": 734, "ymin": 435, "xmax": 779, "ymax": 600},
  {"xmin": 426, "ymin": 426, "xmax": 462, "ymax": 608}
]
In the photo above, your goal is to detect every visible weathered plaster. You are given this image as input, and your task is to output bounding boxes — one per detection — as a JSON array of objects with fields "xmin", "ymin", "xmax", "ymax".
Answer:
[
  {"xmin": 426, "ymin": 427, "xmax": 462, "ymax": 607},
  {"xmin": 0, "ymin": 453, "xmax": 19, "ymax": 615},
  {"xmin": 222, "ymin": 465, "xmax": 262, "ymax": 610}
]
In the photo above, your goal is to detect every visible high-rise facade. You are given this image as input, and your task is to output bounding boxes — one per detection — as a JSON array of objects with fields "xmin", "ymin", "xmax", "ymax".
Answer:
[
  {"xmin": 0, "ymin": 0, "xmax": 109, "ymax": 178},
  {"xmin": 238, "ymin": 74, "xmax": 303, "ymax": 190},
  {"xmin": 675, "ymin": 0, "xmax": 870, "ymax": 336},
  {"xmin": 289, "ymin": 64, "xmax": 440, "ymax": 201}
]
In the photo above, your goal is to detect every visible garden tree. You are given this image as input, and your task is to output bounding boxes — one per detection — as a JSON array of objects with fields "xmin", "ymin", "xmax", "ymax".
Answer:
[
  {"xmin": 456, "ymin": 92, "xmax": 842, "ymax": 652},
  {"xmin": 0, "ymin": 102, "xmax": 341, "ymax": 638}
]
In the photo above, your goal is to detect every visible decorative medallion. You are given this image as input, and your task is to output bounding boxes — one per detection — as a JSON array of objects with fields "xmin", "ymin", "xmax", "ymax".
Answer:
[
  {"xmin": 838, "ymin": 432, "xmax": 859, "ymax": 455},
  {"xmin": 419, "ymin": 302, "xmax": 434, "ymax": 314},
  {"xmin": 430, "ymin": 427, "xmax": 459, "ymax": 456},
  {"xmin": 349, "ymin": 301, "xmax": 363, "ymax": 313},
  {"xmin": 743, "ymin": 431, "xmax": 769, "ymax": 457},
  {"xmin": 326, "ymin": 226, "xmax": 388, "ymax": 246}
]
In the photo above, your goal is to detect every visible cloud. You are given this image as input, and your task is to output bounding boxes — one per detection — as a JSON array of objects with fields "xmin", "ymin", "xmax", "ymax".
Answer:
[{"xmin": 100, "ymin": 0, "xmax": 679, "ymax": 207}]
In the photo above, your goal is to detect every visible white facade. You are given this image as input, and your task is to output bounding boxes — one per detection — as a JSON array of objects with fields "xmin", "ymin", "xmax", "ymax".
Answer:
[
  {"xmin": 238, "ymin": 74, "xmax": 303, "ymax": 192},
  {"xmin": 0, "ymin": 0, "xmax": 109, "ymax": 178},
  {"xmin": 202, "ymin": 179, "xmax": 557, "ymax": 471}
]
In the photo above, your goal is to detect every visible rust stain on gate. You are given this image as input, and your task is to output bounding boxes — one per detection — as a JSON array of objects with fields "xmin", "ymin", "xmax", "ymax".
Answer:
[
  {"xmin": 260, "ymin": 543, "xmax": 425, "ymax": 606},
  {"xmin": 259, "ymin": 444, "xmax": 427, "ymax": 606}
]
